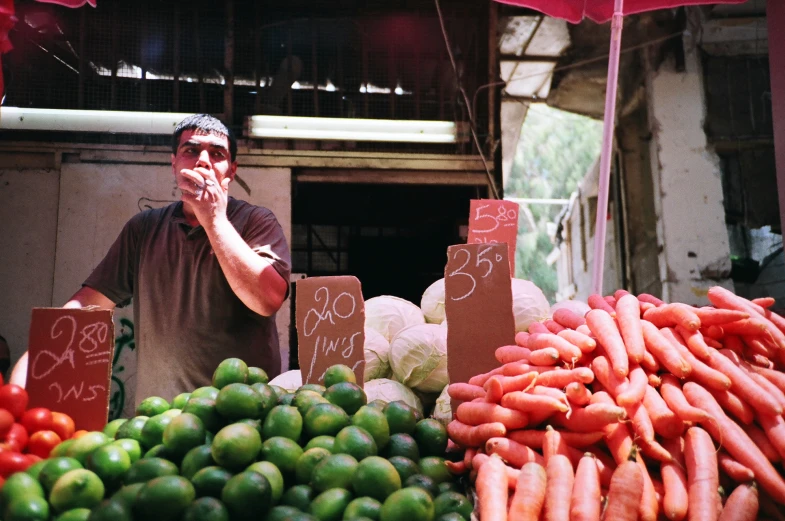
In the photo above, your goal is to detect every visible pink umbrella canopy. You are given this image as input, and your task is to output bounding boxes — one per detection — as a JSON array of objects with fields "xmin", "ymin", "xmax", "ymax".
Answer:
[{"xmin": 494, "ymin": 0, "xmax": 746, "ymax": 293}]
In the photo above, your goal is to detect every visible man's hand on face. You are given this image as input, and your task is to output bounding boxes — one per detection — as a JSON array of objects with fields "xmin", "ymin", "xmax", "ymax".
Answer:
[{"xmin": 177, "ymin": 165, "xmax": 231, "ymax": 227}]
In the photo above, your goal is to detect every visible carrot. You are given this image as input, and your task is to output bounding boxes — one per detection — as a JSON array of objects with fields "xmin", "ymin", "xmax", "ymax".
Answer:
[
  {"xmin": 591, "ymin": 356, "xmax": 629, "ymax": 398},
  {"xmin": 707, "ymin": 387, "xmax": 755, "ymax": 425},
  {"xmin": 643, "ymin": 386, "xmax": 684, "ymax": 439},
  {"xmin": 759, "ymin": 492, "xmax": 785, "ymax": 521},
  {"xmin": 693, "ymin": 307, "xmax": 750, "ymax": 326},
  {"xmin": 447, "ymin": 420, "xmax": 506, "ymax": 448},
  {"xmin": 708, "ymin": 286, "xmax": 765, "ymax": 315},
  {"xmin": 530, "ymin": 385, "xmax": 570, "ymax": 403},
  {"xmin": 717, "ymin": 452, "xmax": 755, "ymax": 482},
  {"xmin": 745, "ymin": 364, "xmax": 785, "ymax": 394},
  {"xmin": 553, "ymin": 307, "xmax": 586, "ymax": 329},
  {"xmin": 641, "ymin": 349, "xmax": 661, "ymax": 373},
  {"xmin": 757, "ymin": 413, "xmax": 785, "ymax": 461},
  {"xmin": 602, "ymin": 450, "xmax": 643, "ymax": 521},
  {"xmin": 753, "ymin": 297, "xmax": 776, "ymax": 308},
  {"xmin": 448, "ymin": 382, "xmax": 486, "ymax": 402},
  {"xmin": 576, "ymin": 324, "xmax": 593, "ymax": 336},
  {"xmin": 544, "ymin": 454, "xmax": 574, "ymax": 521},
  {"xmin": 604, "ymin": 295, "xmax": 618, "ymax": 309},
  {"xmin": 534, "ymin": 367, "xmax": 595, "ymax": 388},
  {"xmin": 586, "ymin": 309, "xmax": 629, "ymax": 378},
  {"xmin": 616, "ymin": 294, "xmax": 646, "ymax": 363},
  {"xmin": 661, "ymin": 327, "xmax": 732, "ymax": 391},
  {"xmin": 675, "ymin": 325, "xmax": 715, "ymax": 361},
  {"xmin": 743, "ymin": 336, "xmax": 773, "ymax": 360},
  {"xmin": 683, "ymin": 382, "xmax": 785, "ymax": 503},
  {"xmin": 746, "ymin": 423, "xmax": 783, "ymax": 463},
  {"xmin": 720, "ymin": 318, "xmax": 770, "ymax": 337},
  {"xmin": 703, "ymin": 325, "xmax": 726, "ymax": 340},
  {"xmin": 661, "ymin": 437, "xmax": 689, "ymax": 521},
  {"xmin": 706, "ymin": 350, "xmax": 783, "ymax": 417},
  {"xmin": 638, "ymin": 293, "xmax": 665, "ymax": 306},
  {"xmin": 543, "ymin": 426, "xmax": 569, "ymax": 462},
  {"xmin": 472, "ymin": 453, "xmax": 520, "ymax": 489},
  {"xmin": 528, "ymin": 333, "xmax": 582, "ymax": 363},
  {"xmin": 558, "ymin": 329, "xmax": 597, "ymax": 353},
  {"xmin": 684, "ymin": 427, "xmax": 720, "ymax": 521},
  {"xmin": 585, "ymin": 446, "xmax": 617, "ymax": 488},
  {"xmin": 529, "ymin": 321, "xmax": 550, "ymax": 335},
  {"xmin": 552, "ymin": 403, "xmax": 626, "ymax": 433},
  {"xmin": 515, "ymin": 331, "xmax": 530, "ymax": 347},
  {"xmin": 476, "ymin": 454, "xmax": 509, "ymax": 521},
  {"xmin": 570, "ymin": 453, "xmax": 602, "ymax": 521},
  {"xmin": 526, "ymin": 408, "xmax": 556, "ymax": 427},
  {"xmin": 468, "ymin": 366, "xmax": 505, "ymax": 387},
  {"xmin": 614, "ymin": 289, "xmax": 631, "ymax": 301},
  {"xmin": 746, "ymin": 370, "xmax": 785, "ymax": 411},
  {"xmin": 744, "ymin": 351, "xmax": 773, "ymax": 369},
  {"xmin": 704, "ymin": 336, "xmax": 724, "ymax": 350},
  {"xmin": 719, "ymin": 482, "xmax": 759, "ymax": 521},
  {"xmin": 648, "ymin": 374, "xmax": 662, "ymax": 387},
  {"xmin": 566, "ymin": 381, "xmax": 592, "ymax": 406},
  {"xmin": 616, "ymin": 365, "xmax": 647, "ymax": 406},
  {"xmin": 660, "ymin": 374, "xmax": 711, "ymax": 423},
  {"xmin": 495, "ymin": 345, "xmax": 531, "ymax": 364},
  {"xmin": 640, "ymin": 301, "xmax": 656, "ymax": 312},
  {"xmin": 507, "ymin": 429, "xmax": 604, "ymax": 449},
  {"xmin": 625, "ymin": 402, "xmax": 673, "ymax": 462},
  {"xmin": 528, "ymin": 348, "xmax": 561, "ymax": 366},
  {"xmin": 485, "ymin": 437, "xmax": 545, "ymax": 468},
  {"xmin": 588, "ymin": 294, "xmax": 616, "ymax": 315},
  {"xmin": 490, "ymin": 372, "xmax": 537, "ymax": 394},
  {"xmin": 544, "ymin": 319, "xmax": 566, "ymax": 334},
  {"xmin": 644, "ymin": 304, "xmax": 701, "ymax": 331},
  {"xmin": 445, "ymin": 460, "xmax": 467, "ymax": 475},
  {"xmin": 501, "ymin": 392, "xmax": 569, "ymax": 414},
  {"xmin": 455, "ymin": 402, "xmax": 529, "ymax": 430},
  {"xmin": 501, "ymin": 362, "xmax": 556, "ymax": 376},
  {"xmin": 641, "ymin": 321, "xmax": 691, "ymax": 378},
  {"xmin": 601, "ymin": 415, "xmax": 634, "ymax": 465},
  {"xmin": 463, "ymin": 447, "xmax": 477, "ymax": 469},
  {"xmin": 509, "ymin": 462, "xmax": 547, "ymax": 521}
]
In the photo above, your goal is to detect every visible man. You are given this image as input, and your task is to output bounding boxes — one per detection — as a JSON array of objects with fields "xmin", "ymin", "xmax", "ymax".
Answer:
[{"xmin": 13, "ymin": 114, "xmax": 291, "ymax": 403}]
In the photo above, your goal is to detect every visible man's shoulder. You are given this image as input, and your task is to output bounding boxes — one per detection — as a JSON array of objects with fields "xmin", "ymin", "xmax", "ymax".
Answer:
[
  {"xmin": 124, "ymin": 202, "xmax": 179, "ymax": 230},
  {"xmin": 228, "ymin": 198, "xmax": 276, "ymax": 222}
]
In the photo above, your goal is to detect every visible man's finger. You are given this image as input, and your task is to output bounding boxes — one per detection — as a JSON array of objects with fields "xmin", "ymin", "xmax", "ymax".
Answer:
[{"xmin": 179, "ymin": 169, "xmax": 206, "ymax": 187}]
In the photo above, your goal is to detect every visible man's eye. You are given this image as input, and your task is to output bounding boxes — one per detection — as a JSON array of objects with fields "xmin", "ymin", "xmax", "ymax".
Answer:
[{"xmin": 212, "ymin": 151, "xmax": 228, "ymax": 160}]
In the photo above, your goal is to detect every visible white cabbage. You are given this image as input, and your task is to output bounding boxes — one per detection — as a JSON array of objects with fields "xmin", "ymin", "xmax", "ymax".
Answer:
[
  {"xmin": 389, "ymin": 324, "xmax": 448, "ymax": 393},
  {"xmin": 420, "ymin": 279, "xmax": 446, "ymax": 324},
  {"xmin": 511, "ymin": 278, "xmax": 551, "ymax": 333},
  {"xmin": 364, "ymin": 327, "xmax": 392, "ymax": 381},
  {"xmin": 365, "ymin": 296, "xmax": 426, "ymax": 342},
  {"xmin": 269, "ymin": 370, "xmax": 302, "ymax": 392},
  {"xmin": 364, "ymin": 378, "xmax": 424, "ymax": 415},
  {"xmin": 431, "ymin": 385, "xmax": 452, "ymax": 426},
  {"xmin": 551, "ymin": 299, "xmax": 591, "ymax": 318}
]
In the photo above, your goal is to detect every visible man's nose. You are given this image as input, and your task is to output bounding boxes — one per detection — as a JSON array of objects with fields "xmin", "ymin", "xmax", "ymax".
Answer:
[{"xmin": 195, "ymin": 149, "xmax": 211, "ymax": 167}]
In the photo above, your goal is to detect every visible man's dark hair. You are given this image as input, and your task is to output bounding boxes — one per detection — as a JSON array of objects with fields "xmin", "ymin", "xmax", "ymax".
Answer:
[{"xmin": 172, "ymin": 114, "xmax": 237, "ymax": 161}]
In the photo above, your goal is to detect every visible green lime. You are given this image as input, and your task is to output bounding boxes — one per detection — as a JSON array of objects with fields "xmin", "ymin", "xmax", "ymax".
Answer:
[
  {"xmin": 136, "ymin": 396, "xmax": 170, "ymax": 417},
  {"xmin": 133, "ymin": 475, "xmax": 195, "ymax": 521},
  {"xmin": 311, "ymin": 454, "xmax": 358, "ymax": 493},
  {"xmin": 383, "ymin": 434, "xmax": 419, "ymax": 462},
  {"xmin": 211, "ymin": 423, "xmax": 262, "ymax": 471},
  {"xmin": 172, "ymin": 393, "xmax": 191, "ymax": 409},
  {"xmin": 183, "ymin": 397, "xmax": 224, "ymax": 433},
  {"xmin": 86, "ymin": 444, "xmax": 132, "ymax": 487},
  {"xmin": 267, "ymin": 505, "xmax": 302, "ymax": 521},
  {"xmin": 324, "ymin": 365, "xmax": 357, "ymax": 388},
  {"xmin": 310, "ymin": 488, "xmax": 353, "ymax": 521},
  {"xmin": 367, "ymin": 400, "xmax": 387, "ymax": 411},
  {"xmin": 305, "ymin": 435, "xmax": 336, "ymax": 453},
  {"xmin": 282, "ymin": 484, "xmax": 315, "ymax": 511},
  {"xmin": 269, "ymin": 385, "xmax": 286, "ymax": 402},
  {"xmin": 110, "ymin": 483, "xmax": 144, "ymax": 508},
  {"xmin": 140, "ymin": 413, "xmax": 173, "ymax": 450},
  {"xmin": 352, "ymin": 406, "xmax": 390, "ymax": 450},
  {"xmin": 437, "ymin": 482, "xmax": 462, "ymax": 495},
  {"xmin": 380, "ymin": 487, "xmax": 434, "ymax": 521},
  {"xmin": 404, "ymin": 475, "xmax": 439, "ymax": 498},
  {"xmin": 280, "ymin": 393, "xmax": 296, "ymax": 406},
  {"xmin": 38, "ymin": 458, "xmax": 83, "ymax": 493},
  {"xmin": 143, "ymin": 444, "xmax": 178, "ymax": 462},
  {"xmin": 114, "ymin": 416, "xmax": 148, "ymax": 442},
  {"xmin": 352, "ymin": 456, "xmax": 402, "ymax": 502},
  {"xmin": 413, "ymin": 420, "xmax": 447, "ymax": 458},
  {"xmin": 103, "ymin": 419, "xmax": 127, "ymax": 439},
  {"xmin": 163, "ymin": 412, "xmax": 206, "ymax": 455},
  {"xmin": 108, "ymin": 439, "xmax": 142, "ymax": 464},
  {"xmin": 334, "ymin": 426, "xmax": 377, "ymax": 460},
  {"xmin": 238, "ymin": 418, "xmax": 263, "ymax": 437},
  {"xmin": 387, "ymin": 457, "xmax": 420, "ymax": 484},
  {"xmin": 343, "ymin": 497, "xmax": 382, "ymax": 520},
  {"xmin": 66, "ymin": 432, "xmax": 110, "ymax": 466},
  {"xmin": 48, "ymin": 469, "xmax": 104, "ymax": 513},
  {"xmin": 305, "ymin": 403, "xmax": 351, "ymax": 438},
  {"xmin": 162, "ymin": 408, "xmax": 183, "ymax": 419},
  {"xmin": 324, "ymin": 383, "xmax": 367, "ymax": 415},
  {"xmin": 213, "ymin": 358, "xmax": 249, "ymax": 389},
  {"xmin": 250, "ymin": 383, "xmax": 279, "ymax": 421},
  {"xmin": 2, "ymin": 471, "xmax": 44, "ymax": 508},
  {"xmin": 435, "ymin": 513, "xmax": 464, "ymax": 521},
  {"xmin": 260, "ymin": 436, "xmax": 304, "ymax": 476},
  {"xmin": 296, "ymin": 447, "xmax": 332, "ymax": 484},
  {"xmin": 384, "ymin": 403, "xmax": 417, "ymax": 435},
  {"xmin": 181, "ymin": 497, "xmax": 230, "ymax": 521},
  {"xmin": 84, "ymin": 499, "xmax": 132, "ymax": 521},
  {"xmin": 124, "ymin": 457, "xmax": 179, "ymax": 484},
  {"xmin": 176, "ymin": 444, "xmax": 215, "ymax": 484},
  {"xmin": 191, "ymin": 466, "xmax": 233, "ymax": 499},
  {"xmin": 4, "ymin": 495, "xmax": 49, "ymax": 521},
  {"xmin": 221, "ymin": 471, "xmax": 273, "ymax": 521},
  {"xmin": 246, "ymin": 461, "xmax": 285, "ymax": 503},
  {"xmin": 433, "ymin": 492, "xmax": 471, "ymax": 520},
  {"xmin": 54, "ymin": 507, "xmax": 92, "ymax": 521},
  {"xmin": 294, "ymin": 390, "xmax": 330, "ymax": 417},
  {"xmin": 25, "ymin": 460, "xmax": 47, "ymax": 481},
  {"xmin": 262, "ymin": 405, "xmax": 303, "ymax": 441},
  {"xmin": 247, "ymin": 367, "xmax": 269, "ymax": 385},
  {"xmin": 301, "ymin": 384, "xmax": 327, "ymax": 395},
  {"xmin": 215, "ymin": 383, "xmax": 263, "ymax": 421},
  {"xmin": 191, "ymin": 386, "xmax": 220, "ymax": 401},
  {"xmin": 50, "ymin": 439, "xmax": 75, "ymax": 458},
  {"xmin": 418, "ymin": 457, "xmax": 450, "ymax": 485}
]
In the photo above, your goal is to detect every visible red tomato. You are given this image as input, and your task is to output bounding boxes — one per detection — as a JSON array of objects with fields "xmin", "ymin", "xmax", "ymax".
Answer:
[
  {"xmin": 5, "ymin": 423, "xmax": 28, "ymax": 452},
  {"xmin": 72, "ymin": 430, "xmax": 89, "ymax": 439},
  {"xmin": 0, "ymin": 409, "xmax": 13, "ymax": 438},
  {"xmin": 27, "ymin": 430, "xmax": 61, "ymax": 459},
  {"xmin": 0, "ymin": 451, "xmax": 31, "ymax": 478},
  {"xmin": 51, "ymin": 412, "xmax": 76, "ymax": 441},
  {"xmin": 20, "ymin": 408, "xmax": 53, "ymax": 434},
  {"xmin": 0, "ymin": 385, "xmax": 28, "ymax": 420}
]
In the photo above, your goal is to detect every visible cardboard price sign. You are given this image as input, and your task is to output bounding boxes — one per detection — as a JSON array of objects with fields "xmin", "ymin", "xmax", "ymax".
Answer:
[
  {"xmin": 27, "ymin": 308, "xmax": 115, "ymax": 432},
  {"xmin": 444, "ymin": 243, "xmax": 515, "ymax": 392},
  {"xmin": 467, "ymin": 199, "xmax": 519, "ymax": 274},
  {"xmin": 296, "ymin": 276, "xmax": 366, "ymax": 386}
]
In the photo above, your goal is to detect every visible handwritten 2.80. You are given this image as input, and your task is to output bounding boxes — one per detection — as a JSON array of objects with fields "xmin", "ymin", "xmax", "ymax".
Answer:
[
  {"xmin": 303, "ymin": 286, "xmax": 362, "ymax": 382},
  {"xmin": 31, "ymin": 315, "xmax": 111, "ymax": 403},
  {"xmin": 447, "ymin": 246, "xmax": 505, "ymax": 301}
]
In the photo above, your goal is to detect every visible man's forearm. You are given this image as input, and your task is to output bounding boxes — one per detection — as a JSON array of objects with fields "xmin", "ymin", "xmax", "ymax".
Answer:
[{"xmin": 205, "ymin": 217, "xmax": 288, "ymax": 316}]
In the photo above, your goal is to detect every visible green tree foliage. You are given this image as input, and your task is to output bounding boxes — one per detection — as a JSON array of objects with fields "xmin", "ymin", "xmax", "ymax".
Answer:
[{"xmin": 505, "ymin": 104, "xmax": 602, "ymax": 302}]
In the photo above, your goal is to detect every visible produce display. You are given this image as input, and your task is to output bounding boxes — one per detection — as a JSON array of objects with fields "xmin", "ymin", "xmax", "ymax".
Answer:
[
  {"xmin": 0, "ymin": 359, "xmax": 471, "ymax": 521},
  {"xmin": 446, "ymin": 286, "xmax": 785, "ymax": 520}
]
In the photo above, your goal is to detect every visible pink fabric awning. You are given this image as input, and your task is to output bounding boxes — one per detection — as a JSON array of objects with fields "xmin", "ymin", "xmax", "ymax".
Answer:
[{"xmin": 35, "ymin": 0, "xmax": 97, "ymax": 7}]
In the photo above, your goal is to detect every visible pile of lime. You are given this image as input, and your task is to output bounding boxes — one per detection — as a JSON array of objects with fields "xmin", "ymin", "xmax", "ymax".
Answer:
[{"xmin": 1, "ymin": 360, "xmax": 472, "ymax": 521}]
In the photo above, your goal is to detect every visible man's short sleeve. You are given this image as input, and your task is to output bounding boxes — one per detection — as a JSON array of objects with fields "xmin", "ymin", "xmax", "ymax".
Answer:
[
  {"xmin": 83, "ymin": 212, "xmax": 145, "ymax": 307},
  {"xmin": 243, "ymin": 209, "xmax": 292, "ymax": 289}
]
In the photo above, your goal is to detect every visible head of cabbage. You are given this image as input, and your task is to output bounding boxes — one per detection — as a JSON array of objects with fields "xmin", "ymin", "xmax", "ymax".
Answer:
[
  {"xmin": 511, "ymin": 278, "xmax": 551, "ymax": 333},
  {"xmin": 364, "ymin": 327, "xmax": 392, "ymax": 381},
  {"xmin": 432, "ymin": 385, "xmax": 452, "ymax": 426},
  {"xmin": 420, "ymin": 279, "xmax": 445, "ymax": 324},
  {"xmin": 365, "ymin": 295, "xmax": 426, "ymax": 342},
  {"xmin": 389, "ymin": 323, "xmax": 448, "ymax": 394},
  {"xmin": 363, "ymin": 378, "xmax": 424, "ymax": 416}
]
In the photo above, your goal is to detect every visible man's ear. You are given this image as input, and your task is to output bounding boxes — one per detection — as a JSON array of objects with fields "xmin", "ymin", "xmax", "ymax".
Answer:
[
  {"xmin": 227, "ymin": 161, "xmax": 238, "ymax": 181},
  {"xmin": 171, "ymin": 154, "xmax": 177, "ymax": 175}
]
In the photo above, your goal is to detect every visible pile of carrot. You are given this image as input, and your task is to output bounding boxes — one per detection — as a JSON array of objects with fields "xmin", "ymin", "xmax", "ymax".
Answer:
[{"xmin": 444, "ymin": 286, "xmax": 785, "ymax": 521}]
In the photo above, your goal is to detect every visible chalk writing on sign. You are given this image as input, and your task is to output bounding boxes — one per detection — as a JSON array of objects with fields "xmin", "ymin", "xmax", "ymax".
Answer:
[
  {"xmin": 467, "ymin": 200, "xmax": 519, "ymax": 274},
  {"xmin": 471, "ymin": 203, "xmax": 519, "ymax": 235},
  {"xmin": 447, "ymin": 245, "xmax": 505, "ymax": 301}
]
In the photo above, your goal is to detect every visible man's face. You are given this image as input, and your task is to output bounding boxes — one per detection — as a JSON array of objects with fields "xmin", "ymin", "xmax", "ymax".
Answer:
[{"xmin": 172, "ymin": 129, "xmax": 237, "ymax": 194}]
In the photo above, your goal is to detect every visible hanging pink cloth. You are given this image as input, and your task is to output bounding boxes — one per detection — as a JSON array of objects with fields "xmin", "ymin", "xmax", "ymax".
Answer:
[
  {"xmin": 35, "ymin": 0, "xmax": 97, "ymax": 7},
  {"xmin": 0, "ymin": 0, "xmax": 15, "ymax": 99}
]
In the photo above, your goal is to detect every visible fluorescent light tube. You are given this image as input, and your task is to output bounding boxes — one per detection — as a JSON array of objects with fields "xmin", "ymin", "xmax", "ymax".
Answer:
[{"xmin": 0, "ymin": 107, "xmax": 193, "ymax": 134}]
